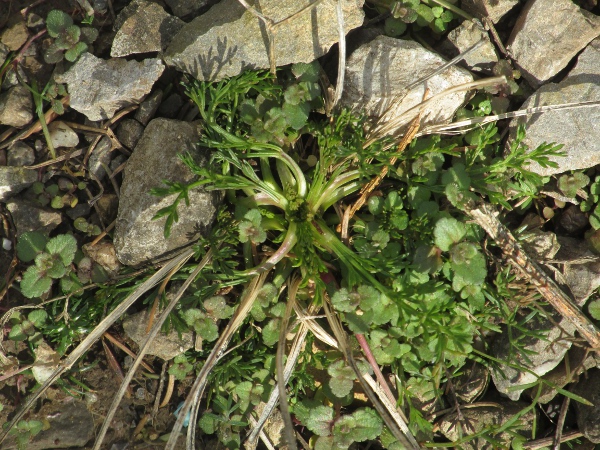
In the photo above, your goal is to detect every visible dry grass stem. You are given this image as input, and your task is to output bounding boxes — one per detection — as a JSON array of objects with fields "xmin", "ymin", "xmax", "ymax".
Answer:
[
  {"xmin": 0, "ymin": 247, "xmax": 195, "ymax": 446},
  {"xmin": 464, "ymin": 201, "xmax": 600, "ymax": 352}
]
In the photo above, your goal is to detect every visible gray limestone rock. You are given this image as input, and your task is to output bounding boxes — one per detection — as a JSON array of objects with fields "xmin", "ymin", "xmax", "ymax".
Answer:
[
  {"xmin": 123, "ymin": 308, "xmax": 193, "ymax": 360},
  {"xmin": 556, "ymin": 236, "xmax": 600, "ymax": 303},
  {"xmin": 490, "ymin": 309, "xmax": 577, "ymax": 401},
  {"xmin": 0, "ymin": 166, "xmax": 37, "ymax": 201},
  {"xmin": 116, "ymin": 118, "xmax": 145, "ymax": 149},
  {"xmin": 0, "ymin": 85, "xmax": 33, "ymax": 127},
  {"xmin": 134, "ymin": 89, "xmax": 163, "ymax": 126},
  {"xmin": 164, "ymin": 0, "xmax": 215, "ymax": 18},
  {"xmin": 54, "ymin": 53, "xmax": 164, "ymax": 121},
  {"xmin": 5, "ymin": 200, "xmax": 62, "ymax": 237},
  {"xmin": 163, "ymin": 0, "xmax": 365, "ymax": 81},
  {"xmin": 0, "ymin": 16, "xmax": 29, "ymax": 51},
  {"xmin": 572, "ymin": 368, "xmax": 600, "ymax": 443},
  {"xmin": 439, "ymin": 401, "xmax": 536, "ymax": 449},
  {"xmin": 7, "ymin": 141, "xmax": 35, "ymax": 166},
  {"xmin": 440, "ymin": 20, "xmax": 498, "ymax": 74},
  {"xmin": 509, "ymin": 37, "xmax": 600, "ymax": 176},
  {"xmin": 114, "ymin": 118, "xmax": 222, "ymax": 266},
  {"xmin": 47, "ymin": 121, "xmax": 79, "ymax": 149},
  {"xmin": 507, "ymin": 0, "xmax": 600, "ymax": 87},
  {"xmin": 1, "ymin": 399, "xmax": 94, "ymax": 449},
  {"xmin": 460, "ymin": 0, "xmax": 519, "ymax": 23},
  {"xmin": 340, "ymin": 36, "xmax": 474, "ymax": 135},
  {"xmin": 111, "ymin": 0, "xmax": 184, "ymax": 57}
]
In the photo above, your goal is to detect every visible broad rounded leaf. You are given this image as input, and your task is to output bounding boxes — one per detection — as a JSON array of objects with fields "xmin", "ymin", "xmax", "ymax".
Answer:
[
  {"xmin": 291, "ymin": 61, "xmax": 320, "ymax": 82},
  {"xmin": 434, "ymin": 217, "xmax": 466, "ymax": 251},
  {"xmin": 589, "ymin": 299, "xmax": 600, "ymax": 320},
  {"xmin": 27, "ymin": 309, "xmax": 48, "ymax": 327},
  {"xmin": 46, "ymin": 10, "xmax": 73, "ymax": 37},
  {"xmin": 451, "ymin": 250, "xmax": 486, "ymax": 286},
  {"xmin": 16, "ymin": 231, "xmax": 48, "ymax": 263},
  {"xmin": 306, "ymin": 405, "xmax": 334, "ymax": 436},
  {"xmin": 20, "ymin": 266, "xmax": 53, "ymax": 298},
  {"xmin": 80, "ymin": 26, "xmax": 99, "ymax": 44},
  {"xmin": 65, "ymin": 41, "xmax": 88, "ymax": 62},
  {"xmin": 333, "ymin": 408, "xmax": 382, "ymax": 443},
  {"xmin": 46, "ymin": 234, "xmax": 77, "ymax": 265},
  {"xmin": 327, "ymin": 360, "xmax": 355, "ymax": 398}
]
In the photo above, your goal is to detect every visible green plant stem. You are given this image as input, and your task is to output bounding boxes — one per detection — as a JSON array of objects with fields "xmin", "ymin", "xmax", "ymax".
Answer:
[{"xmin": 242, "ymin": 222, "xmax": 298, "ymax": 276}]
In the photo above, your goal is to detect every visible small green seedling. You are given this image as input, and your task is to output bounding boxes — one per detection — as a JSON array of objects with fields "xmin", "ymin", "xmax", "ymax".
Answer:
[
  {"xmin": 4, "ymin": 420, "xmax": 43, "ymax": 450},
  {"xmin": 8, "ymin": 310, "xmax": 48, "ymax": 344},
  {"xmin": 183, "ymin": 296, "xmax": 234, "ymax": 342},
  {"xmin": 168, "ymin": 354, "xmax": 194, "ymax": 380},
  {"xmin": 44, "ymin": 9, "xmax": 98, "ymax": 63},
  {"xmin": 17, "ymin": 232, "xmax": 78, "ymax": 298}
]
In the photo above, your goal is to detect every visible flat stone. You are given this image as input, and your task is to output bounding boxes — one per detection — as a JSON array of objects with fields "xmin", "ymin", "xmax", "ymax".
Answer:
[
  {"xmin": 111, "ymin": 0, "xmax": 184, "ymax": 57},
  {"xmin": 163, "ymin": 0, "xmax": 365, "ymax": 81},
  {"xmin": 47, "ymin": 121, "xmax": 79, "ymax": 149},
  {"xmin": 490, "ymin": 309, "xmax": 576, "ymax": 400},
  {"xmin": 460, "ymin": 0, "xmax": 519, "ymax": 23},
  {"xmin": 340, "ymin": 36, "xmax": 474, "ymax": 134},
  {"xmin": 54, "ymin": 53, "xmax": 164, "ymax": 121},
  {"xmin": 5, "ymin": 200, "xmax": 62, "ymax": 237},
  {"xmin": 0, "ymin": 166, "xmax": 37, "ymax": 201},
  {"xmin": 0, "ymin": 399, "xmax": 95, "ymax": 449},
  {"xmin": 509, "ymin": 38, "xmax": 600, "ymax": 176},
  {"xmin": 114, "ymin": 118, "xmax": 222, "ymax": 266},
  {"xmin": 0, "ymin": 85, "xmax": 33, "ymax": 127},
  {"xmin": 0, "ymin": 16, "xmax": 29, "ymax": 51},
  {"xmin": 165, "ymin": 0, "xmax": 216, "ymax": 18},
  {"xmin": 556, "ymin": 236, "xmax": 600, "ymax": 303},
  {"xmin": 134, "ymin": 89, "xmax": 163, "ymax": 125},
  {"xmin": 572, "ymin": 368, "xmax": 600, "ymax": 443},
  {"xmin": 157, "ymin": 93, "xmax": 183, "ymax": 118},
  {"xmin": 123, "ymin": 308, "xmax": 194, "ymax": 360},
  {"xmin": 7, "ymin": 141, "xmax": 35, "ymax": 166},
  {"xmin": 439, "ymin": 20, "xmax": 498, "ymax": 74},
  {"xmin": 116, "ymin": 118, "xmax": 145, "ymax": 149},
  {"xmin": 439, "ymin": 401, "xmax": 535, "ymax": 449},
  {"xmin": 507, "ymin": 0, "xmax": 600, "ymax": 87}
]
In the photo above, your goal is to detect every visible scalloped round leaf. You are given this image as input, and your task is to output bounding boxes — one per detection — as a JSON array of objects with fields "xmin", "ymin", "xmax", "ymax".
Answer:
[
  {"xmin": 451, "ymin": 250, "xmax": 486, "ymax": 286},
  {"xmin": 46, "ymin": 10, "xmax": 73, "ymax": 37},
  {"xmin": 283, "ymin": 101, "xmax": 310, "ymax": 130},
  {"xmin": 441, "ymin": 163, "xmax": 471, "ymax": 189},
  {"xmin": 334, "ymin": 408, "xmax": 382, "ymax": 443},
  {"xmin": 434, "ymin": 217, "xmax": 466, "ymax": 251},
  {"xmin": 17, "ymin": 231, "xmax": 48, "ymax": 263},
  {"xmin": 204, "ymin": 295, "xmax": 233, "ymax": 319},
  {"xmin": 262, "ymin": 318, "xmax": 280, "ymax": 346},
  {"xmin": 589, "ymin": 299, "xmax": 600, "ymax": 320},
  {"xmin": 46, "ymin": 234, "xmax": 77, "ymax": 265},
  {"xmin": 64, "ymin": 41, "xmax": 88, "ymax": 62},
  {"xmin": 20, "ymin": 266, "xmax": 53, "ymax": 298},
  {"xmin": 80, "ymin": 26, "xmax": 99, "ymax": 44},
  {"xmin": 306, "ymin": 405, "xmax": 334, "ymax": 436},
  {"xmin": 65, "ymin": 24, "xmax": 81, "ymax": 43},
  {"xmin": 44, "ymin": 44, "xmax": 65, "ymax": 64},
  {"xmin": 291, "ymin": 61, "xmax": 320, "ymax": 82},
  {"xmin": 331, "ymin": 288, "xmax": 356, "ymax": 313},
  {"xmin": 45, "ymin": 256, "xmax": 68, "ymax": 279},
  {"xmin": 28, "ymin": 309, "xmax": 48, "ymax": 326},
  {"xmin": 327, "ymin": 360, "xmax": 355, "ymax": 398},
  {"xmin": 384, "ymin": 17, "xmax": 407, "ymax": 37},
  {"xmin": 412, "ymin": 244, "xmax": 442, "ymax": 274}
]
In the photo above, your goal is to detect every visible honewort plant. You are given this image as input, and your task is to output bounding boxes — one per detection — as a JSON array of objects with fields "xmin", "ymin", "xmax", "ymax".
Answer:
[
  {"xmin": 144, "ymin": 63, "xmax": 567, "ymax": 448},
  {"xmin": 2, "ymin": 60, "xmax": 571, "ymax": 449}
]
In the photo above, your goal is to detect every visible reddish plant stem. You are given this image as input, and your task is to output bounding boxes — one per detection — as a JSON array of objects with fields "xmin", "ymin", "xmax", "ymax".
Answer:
[{"xmin": 355, "ymin": 333, "xmax": 397, "ymax": 406}]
